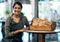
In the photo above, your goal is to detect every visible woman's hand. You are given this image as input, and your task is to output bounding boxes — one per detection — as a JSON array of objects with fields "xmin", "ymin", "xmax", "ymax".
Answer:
[
  {"xmin": 13, "ymin": 28, "xmax": 28, "ymax": 35},
  {"xmin": 20, "ymin": 28, "xmax": 28, "ymax": 31}
]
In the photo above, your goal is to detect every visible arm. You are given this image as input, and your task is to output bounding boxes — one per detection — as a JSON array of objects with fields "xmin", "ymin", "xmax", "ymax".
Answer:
[
  {"xmin": 23, "ymin": 16, "xmax": 30, "ymax": 30},
  {"xmin": 5, "ymin": 17, "xmax": 14, "ymax": 38}
]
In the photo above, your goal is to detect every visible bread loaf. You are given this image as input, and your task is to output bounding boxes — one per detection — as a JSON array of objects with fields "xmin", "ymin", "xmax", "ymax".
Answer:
[
  {"xmin": 32, "ymin": 18, "xmax": 40, "ymax": 26},
  {"xmin": 32, "ymin": 18, "xmax": 52, "ymax": 26}
]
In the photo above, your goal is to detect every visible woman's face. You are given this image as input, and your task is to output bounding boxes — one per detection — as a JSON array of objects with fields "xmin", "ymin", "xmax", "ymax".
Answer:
[{"xmin": 13, "ymin": 4, "xmax": 22, "ymax": 15}]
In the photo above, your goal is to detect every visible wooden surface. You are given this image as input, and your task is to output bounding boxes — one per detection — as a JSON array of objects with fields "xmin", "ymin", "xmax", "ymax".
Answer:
[
  {"xmin": 24, "ymin": 30, "xmax": 60, "ymax": 42},
  {"xmin": 38, "ymin": 34, "xmax": 45, "ymax": 42},
  {"xmin": 25, "ymin": 30, "xmax": 60, "ymax": 34}
]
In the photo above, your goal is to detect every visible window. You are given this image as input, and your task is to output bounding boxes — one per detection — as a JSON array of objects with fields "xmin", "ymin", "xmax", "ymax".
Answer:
[{"xmin": 0, "ymin": 0, "xmax": 7, "ymax": 3}]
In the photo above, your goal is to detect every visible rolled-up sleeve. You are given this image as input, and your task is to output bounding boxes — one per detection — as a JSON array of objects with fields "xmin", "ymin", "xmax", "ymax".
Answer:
[{"xmin": 5, "ymin": 17, "xmax": 14, "ymax": 38}]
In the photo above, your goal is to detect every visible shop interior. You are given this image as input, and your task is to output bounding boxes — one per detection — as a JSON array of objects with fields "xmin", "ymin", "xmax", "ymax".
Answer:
[{"xmin": 0, "ymin": 0, "xmax": 60, "ymax": 42}]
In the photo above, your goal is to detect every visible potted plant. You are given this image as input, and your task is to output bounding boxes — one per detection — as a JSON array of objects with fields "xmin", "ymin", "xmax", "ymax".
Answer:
[
  {"xmin": 21, "ymin": 12, "xmax": 24, "ymax": 16},
  {"xmin": 5, "ymin": 9, "xmax": 11, "ymax": 18}
]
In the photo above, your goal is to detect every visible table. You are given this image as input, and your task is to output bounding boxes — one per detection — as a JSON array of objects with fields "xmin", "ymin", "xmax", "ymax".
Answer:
[
  {"xmin": 0, "ymin": 20, "xmax": 5, "ymax": 22},
  {"xmin": 0, "ymin": 19, "xmax": 59, "ymax": 42},
  {"xmin": 25, "ymin": 30, "xmax": 60, "ymax": 42},
  {"xmin": 0, "ymin": 20, "xmax": 5, "ymax": 38}
]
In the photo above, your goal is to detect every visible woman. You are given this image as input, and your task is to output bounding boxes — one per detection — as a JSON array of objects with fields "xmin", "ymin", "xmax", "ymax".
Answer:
[{"xmin": 5, "ymin": 2, "xmax": 29, "ymax": 42}]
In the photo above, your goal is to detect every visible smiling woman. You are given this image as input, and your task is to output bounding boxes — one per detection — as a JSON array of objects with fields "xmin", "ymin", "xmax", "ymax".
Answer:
[{"xmin": 4, "ymin": 2, "xmax": 29, "ymax": 42}]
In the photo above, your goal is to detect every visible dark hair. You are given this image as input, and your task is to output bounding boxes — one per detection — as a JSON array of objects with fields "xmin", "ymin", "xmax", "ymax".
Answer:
[{"xmin": 13, "ymin": 2, "xmax": 23, "ymax": 9}]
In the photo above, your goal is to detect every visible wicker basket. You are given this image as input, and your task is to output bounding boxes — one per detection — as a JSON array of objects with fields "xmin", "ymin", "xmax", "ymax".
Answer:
[{"xmin": 30, "ymin": 22, "xmax": 56, "ymax": 31}]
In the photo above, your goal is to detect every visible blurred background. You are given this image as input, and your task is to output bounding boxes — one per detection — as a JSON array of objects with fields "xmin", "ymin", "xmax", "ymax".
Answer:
[{"xmin": 0, "ymin": 0, "xmax": 60, "ymax": 42}]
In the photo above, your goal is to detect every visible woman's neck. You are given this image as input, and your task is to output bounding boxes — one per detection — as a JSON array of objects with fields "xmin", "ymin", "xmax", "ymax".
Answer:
[{"xmin": 14, "ymin": 14, "xmax": 20, "ymax": 18}]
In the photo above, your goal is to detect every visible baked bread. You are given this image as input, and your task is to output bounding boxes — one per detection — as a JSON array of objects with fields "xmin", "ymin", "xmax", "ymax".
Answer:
[{"xmin": 32, "ymin": 18, "xmax": 40, "ymax": 26}]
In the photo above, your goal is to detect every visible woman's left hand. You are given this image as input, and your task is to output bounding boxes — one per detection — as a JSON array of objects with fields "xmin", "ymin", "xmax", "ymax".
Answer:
[{"xmin": 19, "ymin": 28, "xmax": 28, "ymax": 32}]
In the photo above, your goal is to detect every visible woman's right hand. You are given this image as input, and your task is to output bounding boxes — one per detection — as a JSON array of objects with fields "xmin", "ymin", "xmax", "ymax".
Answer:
[
  {"xmin": 13, "ymin": 29, "xmax": 23, "ymax": 35},
  {"xmin": 13, "ymin": 28, "xmax": 28, "ymax": 35}
]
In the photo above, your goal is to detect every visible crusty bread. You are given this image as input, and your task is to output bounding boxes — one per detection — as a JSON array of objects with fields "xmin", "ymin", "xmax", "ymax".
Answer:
[
  {"xmin": 32, "ymin": 18, "xmax": 51, "ymax": 26},
  {"xmin": 32, "ymin": 18, "xmax": 40, "ymax": 26},
  {"xmin": 30, "ymin": 18, "xmax": 56, "ymax": 31}
]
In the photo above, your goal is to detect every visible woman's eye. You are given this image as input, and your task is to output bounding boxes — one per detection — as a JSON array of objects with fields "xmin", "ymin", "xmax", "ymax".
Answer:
[
  {"xmin": 18, "ymin": 7, "xmax": 21, "ymax": 9},
  {"xmin": 14, "ymin": 7, "xmax": 21, "ymax": 9}
]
